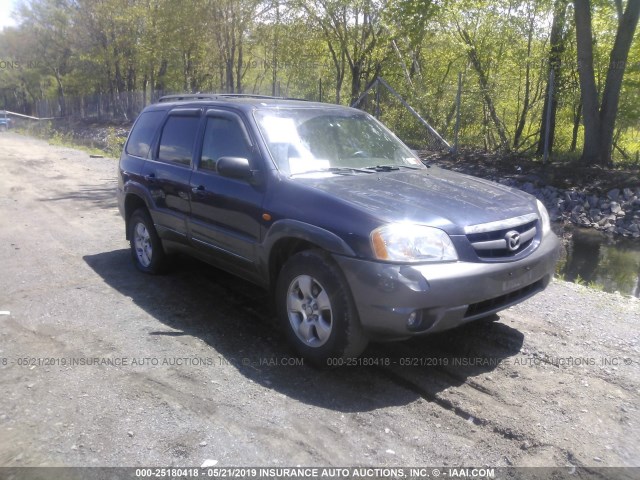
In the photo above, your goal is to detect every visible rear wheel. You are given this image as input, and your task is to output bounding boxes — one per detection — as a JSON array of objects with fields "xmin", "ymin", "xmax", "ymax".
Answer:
[
  {"xmin": 276, "ymin": 250, "xmax": 368, "ymax": 366},
  {"xmin": 128, "ymin": 208, "xmax": 167, "ymax": 274}
]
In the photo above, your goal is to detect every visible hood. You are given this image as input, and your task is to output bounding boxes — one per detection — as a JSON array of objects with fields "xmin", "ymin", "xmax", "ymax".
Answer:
[{"xmin": 296, "ymin": 167, "xmax": 537, "ymax": 235}]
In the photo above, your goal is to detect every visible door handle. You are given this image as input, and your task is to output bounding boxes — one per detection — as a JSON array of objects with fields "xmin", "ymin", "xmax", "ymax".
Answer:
[
  {"xmin": 191, "ymin": 185, "xmax": 206, "ymax": 195},
  {"xmin": 144, "ymin": 173, "xmax": 156, "ymax": 182}
]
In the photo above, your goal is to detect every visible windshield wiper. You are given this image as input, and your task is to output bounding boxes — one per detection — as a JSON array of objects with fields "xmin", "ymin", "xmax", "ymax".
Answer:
[
  {"xmin": 365, "ymin": 164, "xmax": 422, "ymax": 172},
  {"xmin": 290, "ymin": 167, "xmax": 375, "ymax": 177}
]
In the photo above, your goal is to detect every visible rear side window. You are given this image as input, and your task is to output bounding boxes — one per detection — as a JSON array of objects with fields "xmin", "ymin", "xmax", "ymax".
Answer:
[
  {"xmin": 125, "ymin": 110, "xmax": 165, "ymax": 158},
  {"xmin": 158, "ymin": 115, "xmax": 201, "ymax": 166}
]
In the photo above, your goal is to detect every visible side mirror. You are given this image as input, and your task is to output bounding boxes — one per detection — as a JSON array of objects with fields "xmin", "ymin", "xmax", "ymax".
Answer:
[{"xmin": 217, "ymin": 156, "xmax": 263, "ymax": 185}]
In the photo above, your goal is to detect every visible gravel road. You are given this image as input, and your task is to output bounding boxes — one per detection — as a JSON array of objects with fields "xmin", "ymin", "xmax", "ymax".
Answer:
[{"xmin": 0, "ymin": 132, "xmax": 638, "ymax": 473}]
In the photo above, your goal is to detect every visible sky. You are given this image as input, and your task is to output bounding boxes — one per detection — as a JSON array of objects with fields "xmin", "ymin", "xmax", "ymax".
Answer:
[{"xmin": 0, "ymin": 0, "xmax": 19, "ymax": 31}]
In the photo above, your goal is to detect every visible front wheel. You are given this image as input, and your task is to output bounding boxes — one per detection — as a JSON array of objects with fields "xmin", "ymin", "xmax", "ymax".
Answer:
[
  {"xmin": 128, "ymin": 208, "xmax": 167, "ymax": 274},
  {"xmin": 276, "ymin": 250, "xmax": 368, "ymax": 366}
]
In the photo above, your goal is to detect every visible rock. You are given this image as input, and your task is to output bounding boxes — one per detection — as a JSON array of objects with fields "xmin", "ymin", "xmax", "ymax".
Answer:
[
  {"xmin": 456, "ymin": 168, "xmax": 637, "ymax": 237},
  {"xmin": 522, "ymin": 182, "xmax": 535, "ymax": 194},
  {"xmin": 127, "ymin": 431, "xmax": 134, "ymax": 437},
  {"xmin": 201, "ymin": 460, "xmax": 218, "ymax": 468},
  {"xmin": 199, "ymin": 441, "xmax": 207, "ymax": 447}
]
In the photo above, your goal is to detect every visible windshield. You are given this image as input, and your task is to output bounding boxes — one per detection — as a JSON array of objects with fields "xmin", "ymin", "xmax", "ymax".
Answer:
[{"xmin": 254, "ymin": 107, "xmax": 424, "ymax": 176}]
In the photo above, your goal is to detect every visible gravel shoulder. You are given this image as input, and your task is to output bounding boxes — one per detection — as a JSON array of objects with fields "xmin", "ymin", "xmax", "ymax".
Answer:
[{"xmin": 0, "ymin": 132, "xmax": 638, "ymax": 469}]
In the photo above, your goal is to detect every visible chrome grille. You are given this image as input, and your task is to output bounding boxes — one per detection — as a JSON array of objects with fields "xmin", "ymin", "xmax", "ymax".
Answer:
[{"xmin": 465, "ymin": 214, "xmax": 538, "ymax": 259}]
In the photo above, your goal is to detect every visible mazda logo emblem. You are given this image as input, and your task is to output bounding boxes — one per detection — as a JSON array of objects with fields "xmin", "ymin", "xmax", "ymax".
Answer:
[{"xmin": 505, "ymin": 231, "xmax": 521, "ymax": 251}]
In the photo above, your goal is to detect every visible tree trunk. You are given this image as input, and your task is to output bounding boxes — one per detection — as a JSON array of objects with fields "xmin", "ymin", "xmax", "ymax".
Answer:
[
  {"xmin": 514, "ymin": 8, "xmax": 536, "ymax": 150},
  {"xmin": 53, "ymin": 68, "xmax": 66, "ymax": 116},
  {"xmin": 570, "ymin": 100, "xmax": 582, "ymax": 152},
  {"xmin": 236, "ymin": 42, "xmax": 243, "ymax": 93},
  {"xmin": 574, "ymin": 0, "xmax": 602, "ymax": 164},
  {"xmin": 574, "ymin": 0, "xmax": 640, "ymax": 166},
  {"xmin": 597, "ymin": 0, "xmax": 640, "ymax": 165},
  {"xmin": 459, "ymin": 28, "xmax": 509, "ymax": 149},
  {"xmin": 536, "ymin": 0, "xmax": 569, "ymax": 156},
  {"xmin": 156, "ymin": 60, "xmax": 168, "ymax": 93},
  {"xmin": 350, "ymin": 61, "xmax": 362, "ymax": 105}
]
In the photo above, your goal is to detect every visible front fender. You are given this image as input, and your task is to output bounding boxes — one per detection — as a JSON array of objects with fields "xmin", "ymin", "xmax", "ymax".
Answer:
[
  {"xmin": 258, "ymin": 219, "xmax": 357, "ymax": 286},
  {"xmin": 262, "ymin": 219, "xmax": 356, "ymax": 257}
]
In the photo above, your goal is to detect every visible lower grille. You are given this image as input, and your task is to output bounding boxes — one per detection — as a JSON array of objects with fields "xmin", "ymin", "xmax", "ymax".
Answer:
[{"xmin": 465, "ymin": 279, "xmax": 544, "ymax": 319}]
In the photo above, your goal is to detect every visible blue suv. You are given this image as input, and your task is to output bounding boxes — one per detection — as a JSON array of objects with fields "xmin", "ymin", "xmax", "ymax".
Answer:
[{"xmin": 117, "ymin": 94, "xmax": 560, "ymax": 365}]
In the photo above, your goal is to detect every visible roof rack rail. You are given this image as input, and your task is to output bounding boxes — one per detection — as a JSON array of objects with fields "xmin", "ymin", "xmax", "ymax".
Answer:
[
  {"xmin": 158, "ymin": 93, "xmax": 281, "ymax": 103},
  {"xmin": 216, "ymin": 94, "xmax": 281, "ymax": 99}
]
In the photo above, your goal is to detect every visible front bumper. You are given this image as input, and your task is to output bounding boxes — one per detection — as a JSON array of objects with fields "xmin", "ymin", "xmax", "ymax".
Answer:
[{"xmin": 333, "ymin": 233, "xmax": 560, "ymax": 339}]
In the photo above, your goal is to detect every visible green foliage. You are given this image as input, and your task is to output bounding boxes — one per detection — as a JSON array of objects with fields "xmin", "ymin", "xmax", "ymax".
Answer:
[
  {"xmin": 105, "ymin": 127, "xmax": 127, "ymax": 158},
  {"xmin": 586, "ymin": 280, "xmax": 605, "ymax": 291},
  {"xmin": 0, "ymin": 0, "xmax": 638, "ymax": 163}
]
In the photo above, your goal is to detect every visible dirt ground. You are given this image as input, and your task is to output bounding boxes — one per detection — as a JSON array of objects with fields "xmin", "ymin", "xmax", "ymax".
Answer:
[{"xmin": 0, "ymin": 132, "xmax": 638, "ymax": 473}]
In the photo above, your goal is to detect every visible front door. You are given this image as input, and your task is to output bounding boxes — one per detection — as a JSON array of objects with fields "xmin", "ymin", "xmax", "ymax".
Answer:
[{"xmin": 188, "ymin": 110, "xmax": 265, "ymax": 273}]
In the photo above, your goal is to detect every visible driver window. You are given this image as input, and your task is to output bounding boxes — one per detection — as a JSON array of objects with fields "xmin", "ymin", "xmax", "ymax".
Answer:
[{"xmin": 200, "ymin": 116, "xmax": 251, "ymax": 171}]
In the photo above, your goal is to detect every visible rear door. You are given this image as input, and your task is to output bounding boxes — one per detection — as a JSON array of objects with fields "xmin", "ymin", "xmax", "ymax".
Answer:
[
  {"xmin": 188, "ymin": 109, "xmax": 265, "ymax": 272},
  {"xmin": 141, "ymin": 108, "xmax": 202, "ymax": 244}
]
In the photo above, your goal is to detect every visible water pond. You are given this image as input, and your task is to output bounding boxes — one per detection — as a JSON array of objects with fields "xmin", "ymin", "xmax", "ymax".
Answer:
[{"xmin": 555, "ymin": 225, "xmax": 640, "ymax": 297}]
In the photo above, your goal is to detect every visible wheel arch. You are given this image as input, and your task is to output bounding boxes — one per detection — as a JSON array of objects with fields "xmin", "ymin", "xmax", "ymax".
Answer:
[
  {"xmin": 263, "ymin": 220, "xmax": 356, "ymax": 289},
  {"xmin": 124, "ymin": 193, "xmax": 150, "ymax": 240}
]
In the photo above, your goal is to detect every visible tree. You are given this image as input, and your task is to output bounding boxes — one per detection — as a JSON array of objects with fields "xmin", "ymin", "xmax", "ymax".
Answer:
[
  {"xmin": 300, "ymin": 0, "xmax": 385, "ymax": 104},
  {"xmin": 456, "ymin": 26, "xmax": 509, "ymax": 149},
  {"xmin": 17, "ymin": 0, "xmax": 73, "ymax": 114},
  {"xmin": 574, "ymin": 0, "xmax": 640, "ymax": 166},
  {"xmin": 536, "ymin": 0, "xmax": 570, "ymax": 156}
]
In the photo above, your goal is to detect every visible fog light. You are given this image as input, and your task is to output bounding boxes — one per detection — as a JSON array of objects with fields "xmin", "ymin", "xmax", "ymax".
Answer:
[{"xmin": 407, "ymin": 310, "xmax": 421, "ymax": 328}]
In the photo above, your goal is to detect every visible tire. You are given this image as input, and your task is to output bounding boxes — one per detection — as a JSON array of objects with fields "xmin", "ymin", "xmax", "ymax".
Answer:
[
  {"xmin": 128, "ymin": 208, "xmax": 167, "ymax": 274},
  {"xmin": 276, "ymin": 250, "xmax": 368, "ymax": 366}
]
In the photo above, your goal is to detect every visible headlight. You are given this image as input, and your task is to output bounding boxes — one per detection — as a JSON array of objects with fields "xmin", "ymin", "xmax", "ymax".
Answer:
[
  {"xmin": 536, "ymin": 199, "xmax": 551, "ymax": 236},
  {"xmin": 371, "ymin": 224, "xmax": 458, "ymax": 263}
]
